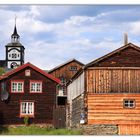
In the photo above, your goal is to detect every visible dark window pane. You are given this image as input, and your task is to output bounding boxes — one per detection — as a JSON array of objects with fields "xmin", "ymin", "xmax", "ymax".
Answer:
[{"xmin": 130, "ymin": 101, "xmax": 134, "ymax": 104}]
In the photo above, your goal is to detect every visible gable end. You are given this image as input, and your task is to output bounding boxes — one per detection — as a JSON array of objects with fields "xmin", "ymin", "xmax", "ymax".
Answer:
[{"xmin": 85, "ymin": 43, "xmax": 140, "ymax": 68}]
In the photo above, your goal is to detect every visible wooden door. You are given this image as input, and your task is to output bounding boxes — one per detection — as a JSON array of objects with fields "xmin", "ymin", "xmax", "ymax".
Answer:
[{"xmin": 53, "ymin": 106, "xmax": 66, "ymax": 128}]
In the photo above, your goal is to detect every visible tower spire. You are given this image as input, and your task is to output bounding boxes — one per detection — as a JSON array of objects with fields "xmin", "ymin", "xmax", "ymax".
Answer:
[
  {"xmin": 15, "ymin": 14, "xmax": 17, "ymax": 26},
  {"xmin": 11, "ymin": 16, "xmax": 20, "ymax": 43}
]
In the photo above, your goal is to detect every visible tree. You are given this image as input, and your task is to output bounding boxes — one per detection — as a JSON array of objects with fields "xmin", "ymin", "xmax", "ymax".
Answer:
[{"xmin": 0, "ymin": 67, "xmax": 5, "ymax": 75}]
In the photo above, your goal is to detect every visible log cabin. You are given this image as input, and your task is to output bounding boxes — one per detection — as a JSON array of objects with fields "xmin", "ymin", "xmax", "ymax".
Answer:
[
  {"xmin": 49, "ymin": 59, "xmax": 84, "ymax": 106},
  {"xmin": 0, "ymin": 62, "xmax": 60, "ymax": 125},
  {"xmin": 67, "ymin": 43, "xmax": 140, "ymax": 135}
]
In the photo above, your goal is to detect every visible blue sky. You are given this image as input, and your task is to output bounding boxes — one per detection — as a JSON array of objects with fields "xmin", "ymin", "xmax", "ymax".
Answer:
[{"xmin": 1, "ymin": 5, "xmax": 140, "ymax": 70}]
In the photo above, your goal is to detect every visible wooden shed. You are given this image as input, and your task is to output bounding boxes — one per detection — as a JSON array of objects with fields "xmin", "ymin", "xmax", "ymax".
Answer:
[{"xmin": 67, "ymin": 43, "xmax": 140, "ymax": 135}]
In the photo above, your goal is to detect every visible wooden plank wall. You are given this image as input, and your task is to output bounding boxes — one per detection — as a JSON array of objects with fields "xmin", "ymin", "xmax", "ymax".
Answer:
[
  {"xmin": 67, "ymin": 72, "xmax": 84, "ymax": 102},
  {"xmin": 53, "ymin": 106, "xmax": 66, "ymax": 128},
  {"xmin": 119, "ymin": 124, "xmax": 140, "ymax": 135},
  {"xmin": 87, "ymin": 94, "xmax": 140, "ymax": 125},
  {"xmin": 87, "ymin": 68, "xmax": 140, "ymax": 93}
]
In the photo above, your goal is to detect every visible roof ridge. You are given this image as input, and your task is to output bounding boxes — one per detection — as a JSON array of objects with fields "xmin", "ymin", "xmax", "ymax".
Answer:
[
  {"xmin": 48, "ymin": 58, "xmax": 84, "ymax": 73},
  {"xmin": 0, "ymin": 62, "xmax": 60, "ymax": 84},
  {"xmin": 84, "ymin": 42, "xmax": 140, "ymax": 68}
]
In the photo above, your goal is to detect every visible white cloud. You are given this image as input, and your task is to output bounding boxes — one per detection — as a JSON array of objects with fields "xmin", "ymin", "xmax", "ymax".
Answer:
[
  {"xmin": 29, "ymin": 6, "xmax": 40, "ymax": 18},
  {"xmin": 129, "ymin": 21, "xmax": 140, "ymax": 35},
  {"xmin": 0, "ymin": 5, "xmax": 140, "ymax": 70}
]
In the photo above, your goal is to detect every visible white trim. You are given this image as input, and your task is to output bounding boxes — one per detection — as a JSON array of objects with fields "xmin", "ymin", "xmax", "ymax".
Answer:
[
  {"xmin": 11, "ymin": 81, "xmax": 24, "ymax": 93},
  {"xmin": 20, "ymin": 102, "xmax": 34, "ymax": 116},
  {"xmin": 30, "ymin": 81, "xmax": 42, "ymax": 93}
]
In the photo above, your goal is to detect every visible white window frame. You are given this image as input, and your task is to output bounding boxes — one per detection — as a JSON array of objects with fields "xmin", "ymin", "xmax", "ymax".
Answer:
[
  {"xmin": 25, "ymin": 70, "xmax": 31, "ymax": 76},
  {"xmin": 124, "ymin": 99, "xmax": 135, "ymax": 108},
  {"xmin": 30, "ymin": 81, "xmax": 42, "ymax": 93},
  {"xmin": 11, "ymin": 81, "xmax": 24, "ymax": 93},
  {"xmin": 20, "ymin": 102, "xmax": 34, "ymax": 117}
]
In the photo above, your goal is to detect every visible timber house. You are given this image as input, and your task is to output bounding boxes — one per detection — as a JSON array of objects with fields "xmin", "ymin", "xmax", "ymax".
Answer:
[
  {"xmin": 67, "ymin": 42, "xmax": 140, "ymax": 135},
  {"xmin": 0, "ymin": 62, "xmax": 60, "ymax": 125}
]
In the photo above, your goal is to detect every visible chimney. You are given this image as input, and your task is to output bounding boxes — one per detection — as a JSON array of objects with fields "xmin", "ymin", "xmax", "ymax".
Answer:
[{"xmin": 124, "ymin": 33, "xmax": 128, "ymax": 45}]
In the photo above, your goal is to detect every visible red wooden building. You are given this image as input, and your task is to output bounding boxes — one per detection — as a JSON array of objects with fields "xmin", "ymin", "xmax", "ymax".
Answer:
[
  {"xmin": 67, "ymin": 43, "xmax": 140, "ymax": 135},
  {"xmin": 0, "ymin": 62, "xmax": 60, "ymax": 125}
]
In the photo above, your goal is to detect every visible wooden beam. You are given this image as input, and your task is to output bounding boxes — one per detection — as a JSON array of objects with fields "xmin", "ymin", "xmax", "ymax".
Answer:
[{"xmin": 88, "ymin": 67, "xmax": 140, "ymax": 70}]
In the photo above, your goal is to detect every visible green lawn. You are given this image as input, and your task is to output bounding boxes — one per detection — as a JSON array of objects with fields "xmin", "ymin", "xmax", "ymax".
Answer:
[{"xmin": 0, "ymin": 125, "xmax": 82, "ymax": 135}]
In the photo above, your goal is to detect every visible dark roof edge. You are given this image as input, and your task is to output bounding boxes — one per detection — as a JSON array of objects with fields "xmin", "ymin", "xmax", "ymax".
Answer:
[
  {"xmin": 0, "ymin": 62, "xmax": 60, "ymax": 84},
  {"xmin": 84, "ymin": 42, "xmax": 140, "ymax": 69},
  {"xmin": 48, "ymin": 58, "xmax": 85, "ymax": 73}
]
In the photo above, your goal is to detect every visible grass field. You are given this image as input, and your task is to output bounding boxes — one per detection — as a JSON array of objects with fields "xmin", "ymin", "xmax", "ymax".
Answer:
[{"xmin": 0, "ymin": 125, "xmax": 82, "ymax": 135}]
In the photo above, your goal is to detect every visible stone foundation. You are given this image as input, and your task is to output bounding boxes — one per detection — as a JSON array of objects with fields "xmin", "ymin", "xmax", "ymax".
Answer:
[{"xmin": 80, "ymin": 124, "xmax": 118, "ymax": 135}]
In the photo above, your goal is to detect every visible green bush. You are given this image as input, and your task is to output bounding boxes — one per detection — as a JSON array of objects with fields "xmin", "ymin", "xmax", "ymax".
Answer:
[
  {"xmin": 23, "ymin": 116, "xmax": 29, "ymax": 126},
  {"xmin": 0, "ymin": 67, "xmax": 5, "ymax": 75}
]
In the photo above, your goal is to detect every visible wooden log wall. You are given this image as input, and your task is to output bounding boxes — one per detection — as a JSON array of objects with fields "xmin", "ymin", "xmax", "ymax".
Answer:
[
  {"xmin": 119, "ymin": 124, "xmax": 140, "ymax": 135},
  {"xmin": 87, "ymin": 68, "xmax": 140, "ymax": 93},
  {"xmin": 87, "ymin": 93, "xmax": 140, "ymax": 125}
]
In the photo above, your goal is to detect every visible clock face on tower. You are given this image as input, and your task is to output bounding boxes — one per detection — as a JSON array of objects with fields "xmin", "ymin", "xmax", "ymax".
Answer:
[{"xmin": 8, "ymin": 49, "xmax": 20, "ymax": 60}]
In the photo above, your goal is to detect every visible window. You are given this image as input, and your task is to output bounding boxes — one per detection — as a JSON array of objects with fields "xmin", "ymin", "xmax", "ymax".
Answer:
[
  {"xmin": 123, "ymin": 99, "xmax": 135, "ymax": 108},
  {"xmin": 69, "ymin": 66, "xmax": 77, "ymax": 71},
  {"xmin": 30, "ymin": 81, "xmax": 42, "ymax": 93},
  {"xmin": 20, "ymin": 102, "xmax": 34, "ymax": 117},
  {"xmin": 11, "ymin": 81, "xmax": 24, "ymax": 93},
  {"xmin": 25, "ymin": 70, "xmax": 31, "ymax": 76}
]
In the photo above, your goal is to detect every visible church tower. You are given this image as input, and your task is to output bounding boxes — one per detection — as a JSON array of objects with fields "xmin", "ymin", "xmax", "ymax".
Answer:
[{"xmin": 5, "ymin": 19, "xmax": 25, "ymax": 69}]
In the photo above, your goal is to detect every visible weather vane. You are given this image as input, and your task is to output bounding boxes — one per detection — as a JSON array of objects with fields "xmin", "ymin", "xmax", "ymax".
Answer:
[{"xmin": 15, "ymin": 14, "xmax": 17, "ymax": 26}]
